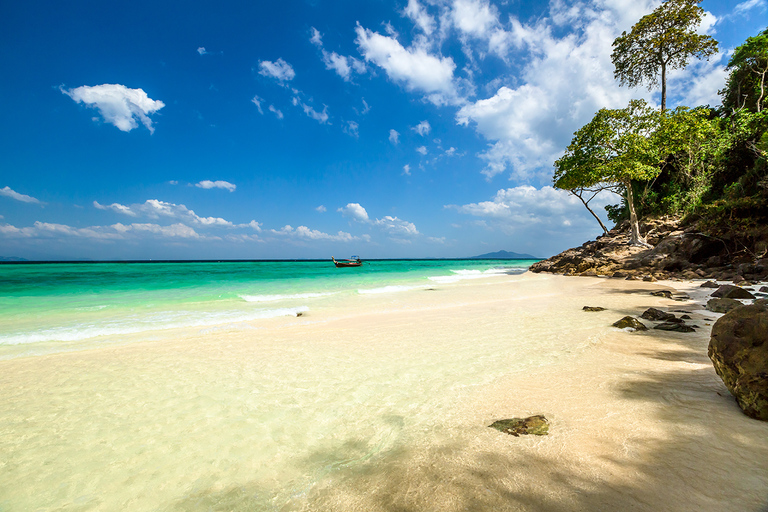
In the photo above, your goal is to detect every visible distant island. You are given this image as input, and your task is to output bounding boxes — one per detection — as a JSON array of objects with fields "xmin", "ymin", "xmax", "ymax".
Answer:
[{"xmin": 469, "ymin": 250, "xmax": 540, "ymax": 260}]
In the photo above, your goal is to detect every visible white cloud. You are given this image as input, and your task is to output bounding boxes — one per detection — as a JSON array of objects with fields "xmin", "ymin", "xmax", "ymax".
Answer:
[
  {"xmin": 195, "ymin": 180, "xmax": 237, "ymax": 192},
  {"xmin": 403, "ymin": 164, "xmax": 411, "ymax": 175},
  {"xmin": 1, "ymin": 186, "xmax": 42, "ymax": 204},
  {"xmin": 338, "ymin": 203, "xmax": 370, "ymax": 222},
  {"xmin": 316, "ymin": 205, "xmax": 327, "ymax": 213},
  {"xmin": 310, "ymin": 27, "xmax": 367, "ymax": 82},
  {"xmin": 735, "ymin": 0, "xmax": 766, "ymax": 15},
  {"xmin": 355, "ymin": 24, "xmax": 460, "ymax": 105},
  {"xmin": 258, "ymin": 58, "xmax": 295, "ymax": 82},
  {"xmin": 297, "ymin": 100, "xmax": 329, "ymax": 123},
  {"xmin": 62, "ymin": 84, "xmax": 165, "ymax": 133},
  {"xmin": 446, "ymin": 185, "xmax": 619, "ymax": 234},
  {"xmin": 389, "ymin": 129, "xmax": 400, "ymax": 145},
  {"xmin": 269, "ymin": 105, "xmax": 284, "ymax": 119},
  {"xmin": 416, "ymin": 146, "xmax": 428, "ymax": 155},
  {"xmin": 0, "ymin": 221, "xmax": 202, "ymax": 240},
  {"xmin": 251, "ymin": 95, "xmax": 264, "ymax": 114},
  {"xmin": 344, "ymin": 120, "xmax": 360, "ymax": 138},
  {"xmin": 412, "ymin": 120, "xmax": 431, "ymax": 136},
  {"xmin": 93, "ymin": 200, "xmax": 137, "ymax": 216},
  {"xmin": 403, "ymin": 0, "xmax": 436, "ymax": 35},
  {"xmin": 197, "ymin": 47, "xmax": 208, "ymax": 55},
  {"xmin": 270, "ymin": 224, "xmax": 358, "ymax": 242}
]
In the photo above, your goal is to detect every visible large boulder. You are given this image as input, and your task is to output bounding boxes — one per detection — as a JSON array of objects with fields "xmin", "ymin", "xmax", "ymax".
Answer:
[
  {"xmin": 708, "ymin": 304, "xmax": 768, "ymax": 421},
  {"xmin": 712, "ymin": 284, "xmax": 756, "ymax": 299},
  {"xmin": 612, "ymin": 316, "xmax": 648, "ymax": 331},
  {"xmin": 706, "ymin": 298, "xmax": 744, "ymax": 314}
]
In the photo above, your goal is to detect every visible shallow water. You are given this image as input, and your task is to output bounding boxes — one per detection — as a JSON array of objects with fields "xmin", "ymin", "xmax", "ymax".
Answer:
[{"xmin": 1, "ymin": 271, "xmax": 767, "ymax": 511}]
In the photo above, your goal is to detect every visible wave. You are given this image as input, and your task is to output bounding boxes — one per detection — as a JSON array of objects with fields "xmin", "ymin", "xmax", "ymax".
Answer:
[
  {"xmin": 239, "ymin": 292, "xmax": 335, "ymax": 303},
  {"xmin": 357, "ymin": 284, "xmax": 433, "ymax": 295},
  {"xmin": 0, "ymin": 306, "xmax": 309, "ymax": 346},
  {"xmin": 428, "ymin": 267, "xmax": 522, "ymax": 284}
]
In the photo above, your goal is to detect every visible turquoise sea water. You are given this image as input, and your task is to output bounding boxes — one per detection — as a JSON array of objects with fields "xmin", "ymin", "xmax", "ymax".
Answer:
[{"xmin": 0, "ymin": 259, "xmax": 534, "ymax": 358}]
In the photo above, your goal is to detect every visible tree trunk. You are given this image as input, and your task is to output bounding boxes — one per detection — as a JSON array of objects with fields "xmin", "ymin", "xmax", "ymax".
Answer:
[
  {"xmin": 758, "ymin": 68, "xmax": 766, "ymax": 113},
  {"xmin": 660, "ymin": 62, "xmax": 667, "ymax": 112},
  {"xmin": 572, "ymin": 190, "xmax": 609, "ymax": 235},
  {"xmin": 625, "ymin": 180, "xmax": 649, "ymax": 246}
]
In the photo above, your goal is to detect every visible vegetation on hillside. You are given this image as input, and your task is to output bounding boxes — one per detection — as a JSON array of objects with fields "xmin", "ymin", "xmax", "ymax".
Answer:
[{"xmin": 554, "ymin": 0, "xmax": 768, "ymax": 258}]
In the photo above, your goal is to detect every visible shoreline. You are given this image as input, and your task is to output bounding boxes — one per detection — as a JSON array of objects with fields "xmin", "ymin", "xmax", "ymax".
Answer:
[{"xmin": 1, "ymin": 273, "xmax": 766, "ymax": 511}]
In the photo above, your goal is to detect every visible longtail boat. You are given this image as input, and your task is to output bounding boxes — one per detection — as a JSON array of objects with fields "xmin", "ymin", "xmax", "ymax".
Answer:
[{"xmin": 332, "ymin": 256, "xmax": 362, "ymax": 267}]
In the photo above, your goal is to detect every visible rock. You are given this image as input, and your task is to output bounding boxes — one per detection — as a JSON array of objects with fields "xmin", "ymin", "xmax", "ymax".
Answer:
[
  {"xmin": 733, "ymin": 275, "xmax": 746, "ymax": 284},
  {"xmin": 612, "ymin": 316, "xmax": 648, "ymax": 331},
  {"xmin": 712, "ymin": 284, "xmax": 756, "ymax": 300},
  {"xmin": 580, "ymin": 270, "xmax": 598, "ymax": 277},
  {"xmin": 681, "ymin": 314, "xmax": 692, "ymax": 319},
  {"xmin": 700, "ymin": 280, "xmax": 720, "ymax": 288},
  {"xmin": 643, "ymin": 275, "xmax": 657, "ymax": 282},
  {"xmin": 760, "ymin": 286, "xmax": 768, "ymax": 293},
  {"xmin": 706, "ymin": 298, "xmax": 744, "ymax": 314},
  {"xmin": 640, "ymin": 307, "xmax": 676, "ymax": 321},
  {"xmin": 654, "ymin": 321, "xmax": 696, "ymax": 332},
  {"xmin": 582, "ymin": 306, "xmax": 606, "ymax": 312},
  {"xmin": 708, "ymin": 304, "xmax": 768, "ymax": 421},
  {"xmin": 650, "ymin": 290, "xmax": 673, "ymax": 298},
  {"xmin": 754, "ymin": 298, "xmax": 768, "ymax": 307},
  {"xmin": 626, "ymin": 275, "xmax": 639, "ymax": 281},
  {"xmin": 612, "ymin": 271, "xmax": 628, "ymax": 278},
  {"xmin": 489, "ymin": 415, "xmax": 549, "ymax": 437}
]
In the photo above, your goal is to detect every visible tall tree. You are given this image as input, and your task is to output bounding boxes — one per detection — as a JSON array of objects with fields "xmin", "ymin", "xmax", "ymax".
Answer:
[
  {"xmin": 722, "ymin": 29, "xmax": 768, "ymax": 113},
  {"xmin": 611, "ymin": 0, "xmax": 718, "ymax": 111},
  {"xmin": 554, "ymin": 100, "xmax": 663, "ymax": 246}
]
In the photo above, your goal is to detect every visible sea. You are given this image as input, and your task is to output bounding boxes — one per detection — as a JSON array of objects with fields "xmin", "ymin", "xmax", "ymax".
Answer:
[{"xmin": 0, "ymin": 259, "xmax": 533, "ymax": 360}]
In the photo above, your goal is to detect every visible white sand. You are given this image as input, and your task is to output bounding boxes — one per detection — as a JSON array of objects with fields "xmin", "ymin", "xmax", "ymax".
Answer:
[{"xmin": 1, "ymin": 273, "xmax": 766, "ymax": 511}]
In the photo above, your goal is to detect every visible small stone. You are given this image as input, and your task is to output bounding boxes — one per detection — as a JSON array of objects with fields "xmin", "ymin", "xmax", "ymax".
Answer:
[
  {"xmin": 700, "ymin": 281, "xmax": 719, "ymax": 288},
  {"xmin": 650, "ymin": 290, "xmax": 673, "ymax": 298},
  {"xmin": 681, "ymin": 314, "xmax": 692, "ymax": 319},
  {"xmin": 733, "ymin": 275, "xmax": 746, "ymax": 284},
  {"xmin": 612, "ymin": 271, "xmax": 628, "ymax": 278},
  {"xmin": 613, "ymin": 316, "xmax": 648, "ymax": 331},
  {"xmin": 760, "ymin": 286, "xmax": 768, "ymax": 292},
  {"xmin": 654, "ymin": 321, "xmax": 696, "ymax": 332},
  {"xmin": 643, "ymin": 275, "xmax": 658, "ymax": 282},
  {"xmin": 489, "ymin": 415, "xmax": 549, "ymax": 437},
  {"xmin": 582, "ymin": 306, "xmax": 607, "ymax": 312},
  {"xmin": 626, "ymin": 275, "xmax": 639, "ymax": 281}
]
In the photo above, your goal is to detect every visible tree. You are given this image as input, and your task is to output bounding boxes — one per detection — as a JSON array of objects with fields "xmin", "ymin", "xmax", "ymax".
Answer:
[
  {"xmin": 722, "ymin": 29, "xmax": 768, "ymax": 113},
  {"xmin": 554, "ymin": 100, "xmax": 664, "ymax": 246},
  {"xmin": 611, "ymin": 0, "xmax": 718, "ymax": 111}
]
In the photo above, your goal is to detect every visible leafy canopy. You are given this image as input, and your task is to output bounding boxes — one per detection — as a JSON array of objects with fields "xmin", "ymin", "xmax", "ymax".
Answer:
[
  {"xmin": 723, "ymin": 29, "xmax": 768, "ymax": 112},
  {"xmin": 611, "ymin": 0, "xmax": 718, "ymax": 110}
]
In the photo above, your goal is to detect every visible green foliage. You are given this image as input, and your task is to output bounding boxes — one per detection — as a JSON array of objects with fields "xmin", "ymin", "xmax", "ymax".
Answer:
[
  {"xmin": 611, "ymin": 0, "xmax": 718, "ymax": 110},
  {"xmin": 722, "ymin": 29, "xmax": 768, "ymax": 112}
]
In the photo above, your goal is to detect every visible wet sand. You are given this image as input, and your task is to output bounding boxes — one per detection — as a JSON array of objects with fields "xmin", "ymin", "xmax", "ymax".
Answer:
[{"xmin": 1, "ymin": 273, "xmax": 766, "ymax": 511}]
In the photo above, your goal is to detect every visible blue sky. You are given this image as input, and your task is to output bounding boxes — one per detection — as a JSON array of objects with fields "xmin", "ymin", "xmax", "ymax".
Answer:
[{"xmin": 0, "ymin": 0, "xmax": 764, "ymax": 260}]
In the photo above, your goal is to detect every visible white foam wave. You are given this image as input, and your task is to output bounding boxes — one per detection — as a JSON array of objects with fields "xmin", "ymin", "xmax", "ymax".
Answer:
[
  {"xmin": 357, "ymin": 285, "xmax": 432, "ymax": 295},
  {"xmin": 240, "ymin": 292, "xmax": 334, "ymax": 303},
  {"xmin": 428, "ymin": 267, "xmax": 515, "ymax": 284},
  {"xmin": 0, "ymin": 306, "xmax": 309, "ymax": 346}
]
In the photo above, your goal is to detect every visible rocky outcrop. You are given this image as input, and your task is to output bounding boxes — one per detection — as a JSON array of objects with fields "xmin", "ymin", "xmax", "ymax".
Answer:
[
  {"xmin": 489, "ymin": 415, "xmax": 549, "ymax": 436},
  {"xmin": 529, "ymin": 215, "xmax": 768, "ymax": 281},
  {"xmin": 706, "ymin": 298, "xmax": 744, "ymax": 313},
  {"xmin": 712, "ymin": 285, "xmax": 756, "ymax": 300},
  {"xmin": 708, "ymin": 304, "xmax": 768, "ymax": 421}
]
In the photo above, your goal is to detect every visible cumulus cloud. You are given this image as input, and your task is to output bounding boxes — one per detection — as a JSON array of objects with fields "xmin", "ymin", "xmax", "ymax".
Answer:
[
  {"xmin": 0, "ymin": 221, "xmax": 201, "ymax": 240},
  {"xmin": 403, "ymin": 164, "xmax": 411, "ymax": 175},
  {"xmin": 446, "ymin": 185, "xmax": 619, "ymax": 234},
  {"xmin": 403, "ymin": 0, "xmax": 436, "ymax": 35},
  {"xmin": 270, "ymin": 224, "xmax": 358, "ymax": 242},
  {"xmin": 416, "ymin": 146, "xmax": 428, "ymax": 155},
  {"xmin": 311, "ymin": 27, "xmax": 367, "ymax": 82},
  {"xmin": 355, "ymin": 23, "xmax": 460, "ymax": 105},
  {"xmin": 316, "ymin": 205, "xmax": 327, "ymax": 213},
  {"xmin": 1, "ymin": 186, "xmax": 42, "ymax": 204},
  {"xmin": 258, "ymin": 58, "xmax": 296, "ymax": 82},
  {"xmin": 412, "ymin": 120, "xmax": 431, "ymax": 136},
  {"xmin": 93, "ymin": 200, "xmax": 137, "ymax": 216},
  {"xmin": 344, "ymin": 120, "xmax": 360, "ymax": 138},
  {"xmin": 61, "ymin": 83, "xmax": 165, "ymax": 133},
  {"xmin": 338, "ymin": 203, "xmax": 419, "ymax": 237},
  {"xmin": 195, "ymin": 180, "xmax": 237, "ymax": 192},
  {"xmin": 93, "ymin": 198, "xmax": 236, "ymax": 227},
  {"xmin": 389, "ymin": 129, "xmax": 400, "ymax": 145}
]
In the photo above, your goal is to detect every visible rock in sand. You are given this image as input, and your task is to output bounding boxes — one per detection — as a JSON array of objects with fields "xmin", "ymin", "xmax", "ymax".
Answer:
[
  {"xmin": 613, "ymin": 316, "xmax": 648, "ymax": 331},
  {"xmin": 489, "ymin": 415, "xmax": 549, "ymax": 437}
]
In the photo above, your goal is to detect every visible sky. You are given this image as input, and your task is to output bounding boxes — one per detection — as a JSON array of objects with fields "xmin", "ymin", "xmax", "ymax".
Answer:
[{"xmin": 0, "ymin": 0, "xmax": 765, "ymax": 260}]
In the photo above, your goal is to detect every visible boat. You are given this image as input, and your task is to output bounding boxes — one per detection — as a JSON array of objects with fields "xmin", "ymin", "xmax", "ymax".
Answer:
[{"xmin": 332, "ymin": 256, "xmax": 362, "ymax": 267}]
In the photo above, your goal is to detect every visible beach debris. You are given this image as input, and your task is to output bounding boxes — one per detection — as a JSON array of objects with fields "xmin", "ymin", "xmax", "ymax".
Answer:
[
  {"xmin": 654, "ymin": 321, "xmax": 695, "ymax": 332},
  {"xmin": 650, "ymin": 290, "xmax": 673, "ymax": 298},
  {"xmin": 582, "ymin": 306, "xmax": 607, "ymax": 312},
  {"xmin": 701, "ymin": 280, "xmax": 720, "ymax": 288},
  {"xmin": 708, "ymin": 303, "xmax": 768, "ymax": 421},
  {"xmin": 489, "ymin": 415, "xmax": 549, "ymax": 437},
  {"xmin": 712, "ymin": 284, "xmax": 756, "ymax": 300},
  {"xmin": 612, "ymin": 316, "xmax": 648, "ymax": 331},
  {"xmin": 706, "ymin": 298, "xmax": 744, "ymax": 314},
  {"xmin": 640, "ymin": 307, "xmax": 676, "ymax": 321}
]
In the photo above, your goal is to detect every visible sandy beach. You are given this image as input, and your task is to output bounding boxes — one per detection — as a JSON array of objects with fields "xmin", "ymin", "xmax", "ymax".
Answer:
[{"xmin": 1, "ymin": 272, "xmax": 767, "ymax": 511}]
